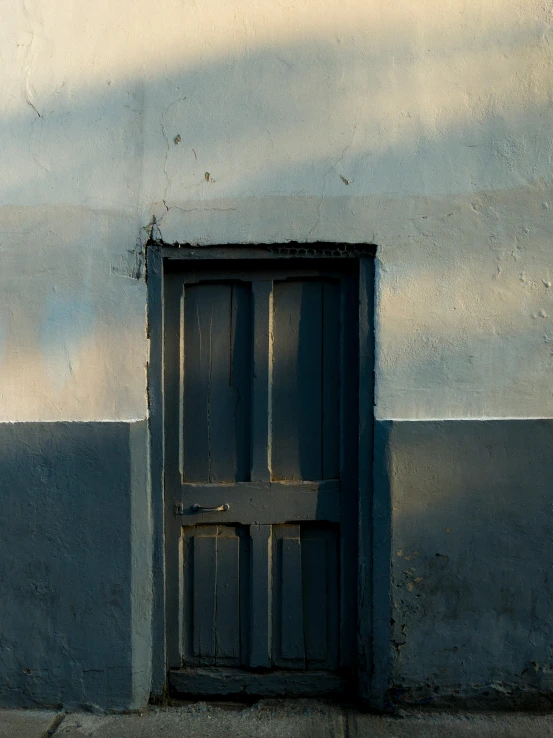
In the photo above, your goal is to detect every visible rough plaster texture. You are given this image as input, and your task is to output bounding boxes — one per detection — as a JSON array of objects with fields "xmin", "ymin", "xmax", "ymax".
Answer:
[
  {"xmin": 378, "ymin": 419, "xmax": 553, "ymax": 708},
  {"xmin": 0, "ymin": 207, "xmax": 146, "ymax": 421},
  {"xmin": 1, "ymin": 0, "xmax": 552, "ymax": 419},
  {"xmin": 0, "ymin": 421, "xmax": 152, "ymax": 709}
]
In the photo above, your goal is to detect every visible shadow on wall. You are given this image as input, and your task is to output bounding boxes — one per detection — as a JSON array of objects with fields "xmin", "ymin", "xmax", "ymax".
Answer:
[
  {"xmin": 3, "ymin": 10, "xmax": 552, "ymax": 210},
  {"xmin": 1, "ymin": 3, "xmax": 553, "ymax": 420}
]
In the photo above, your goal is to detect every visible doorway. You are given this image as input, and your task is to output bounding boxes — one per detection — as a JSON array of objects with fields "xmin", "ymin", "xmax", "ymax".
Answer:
[{"xmin": 149, "ymin": 244, "xmax": 375, "ymax": 698}]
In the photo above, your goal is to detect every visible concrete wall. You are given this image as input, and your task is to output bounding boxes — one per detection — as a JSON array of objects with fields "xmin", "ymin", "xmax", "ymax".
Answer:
[{"xmin": 1, "ymin": 0, "xmax": 552, "ymax": 710}]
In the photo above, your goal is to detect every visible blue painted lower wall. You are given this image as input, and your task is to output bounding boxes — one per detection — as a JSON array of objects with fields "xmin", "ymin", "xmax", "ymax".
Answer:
[
  {"xmin": 0, "ymin": 421, "xmax": 151, "ymax": 710},
  {"xmin": 1, "ymin": 418, "xmax": 552, "ymax": 709},
  {"xmin": 377, "ymin": 419, "xmax": 553, "ymax": 709}
]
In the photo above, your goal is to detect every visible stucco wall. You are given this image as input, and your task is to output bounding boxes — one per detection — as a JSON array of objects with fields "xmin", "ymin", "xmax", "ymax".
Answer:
[{"xmin": 2, "ymin": 0, "xmax": 552, "ymax": 420}]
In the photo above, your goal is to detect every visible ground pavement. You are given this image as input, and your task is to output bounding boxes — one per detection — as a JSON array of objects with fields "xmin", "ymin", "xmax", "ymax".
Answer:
[{"xmin": 2, "ymin": 700, "xmax": 553, "ymax": 737}]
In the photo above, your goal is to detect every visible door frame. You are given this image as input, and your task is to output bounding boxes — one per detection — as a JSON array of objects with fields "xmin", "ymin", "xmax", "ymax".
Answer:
[{"xmin": 147, "ymin": 242, "xmax": 381, "ymax": 704}]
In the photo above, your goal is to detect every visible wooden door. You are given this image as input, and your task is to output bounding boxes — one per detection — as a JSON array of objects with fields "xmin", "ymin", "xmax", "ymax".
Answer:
[{"xmin": 163, "ymin": 259, "xmax": 359, "ymax": 697}]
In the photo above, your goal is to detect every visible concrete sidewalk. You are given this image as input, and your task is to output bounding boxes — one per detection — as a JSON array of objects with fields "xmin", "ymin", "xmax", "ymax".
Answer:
[{"xmin": 2, "ymin": 701, "xmax": 553, "ymax": 738}]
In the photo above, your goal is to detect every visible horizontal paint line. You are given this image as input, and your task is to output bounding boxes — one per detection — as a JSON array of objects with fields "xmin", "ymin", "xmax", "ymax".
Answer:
[
  {"xmin": 0, "ymin": 418, "xmax": 147, "ymax": 424},
  {"xmin": 0, "ymin": 416, "xmax": 551, "ymax": 424},
  {"xmin": 377, "ymin": 416, "xmax": 553, "ymax": 422}
]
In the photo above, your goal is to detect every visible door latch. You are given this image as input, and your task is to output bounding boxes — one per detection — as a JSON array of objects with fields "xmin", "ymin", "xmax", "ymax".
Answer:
[{"xmin": 174, "ymin": 502, "xmax": 230, "ymax": 515}]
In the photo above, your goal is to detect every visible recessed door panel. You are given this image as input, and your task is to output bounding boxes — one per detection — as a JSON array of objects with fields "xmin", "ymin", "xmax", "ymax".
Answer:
[
  {"xmin": 272, "ymin": 525, "xmax": 339, "ymax": 670},
  {"xmin": 182, "ymin": 283, "xmax": 252, "ymax": 483},
  {"xmin": 182, "ymin": 525, "xmax": 248, "ymax": 666},
  {"xmin": 271, "ymin": 280, "xmax": 340, "ymax": 481}
]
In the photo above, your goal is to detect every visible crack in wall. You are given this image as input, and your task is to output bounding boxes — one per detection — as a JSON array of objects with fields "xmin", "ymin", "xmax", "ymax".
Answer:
[{"xmin": 305, "ymin": 114, "xmax": 361, "ymax": 240}]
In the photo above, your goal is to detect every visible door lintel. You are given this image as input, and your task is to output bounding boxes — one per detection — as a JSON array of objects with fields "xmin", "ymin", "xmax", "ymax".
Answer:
[{"xmin": 148, "ymin": 240, "xmax": 377, "ymax": 262}]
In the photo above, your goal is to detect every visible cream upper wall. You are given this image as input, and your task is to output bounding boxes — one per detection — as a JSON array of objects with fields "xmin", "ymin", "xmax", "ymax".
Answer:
[{"xmin": 0, "ymin": 0, "xmax": 552, "ymax": 419}]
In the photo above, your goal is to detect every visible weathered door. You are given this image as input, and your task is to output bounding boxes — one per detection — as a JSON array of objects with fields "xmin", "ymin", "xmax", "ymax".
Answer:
[{"xmin": 163, "ymin": 258, "xmax": 360, "ymax": 696}]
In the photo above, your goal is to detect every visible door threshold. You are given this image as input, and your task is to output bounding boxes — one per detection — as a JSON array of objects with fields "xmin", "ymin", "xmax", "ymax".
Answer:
[{"xmin": 169, "ymin": 667, "xmax": 348, "ymax": 697}]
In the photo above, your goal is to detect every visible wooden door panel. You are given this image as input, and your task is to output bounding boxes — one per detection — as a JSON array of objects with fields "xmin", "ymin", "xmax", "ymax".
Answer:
[
  {"xmin": 182, "ymin": 283, "xmax": 252, "ymax": 483},
  {"xmin": 271, "ymin": 280, "xmax": 340, "ymax": 481},
  {"xmin": 301, "ymin": 528, "xmax": 339, "ymax": 667},
  {"xmin": 181, "ymin": 523, "xmax": 339, "ymax": 670},
  {"xmin": 183, "ymin": 525, "xmax": 248, "ymax": 666},
  {"xmin": 272, "ymin": 525, "xmax": 339, "ymax": 670}
]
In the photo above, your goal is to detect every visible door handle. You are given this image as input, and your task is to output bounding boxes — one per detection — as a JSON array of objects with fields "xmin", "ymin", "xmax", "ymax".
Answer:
[{"xmin": 191, "ymin": 503, "xmax": 230, "ymax": 513}]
